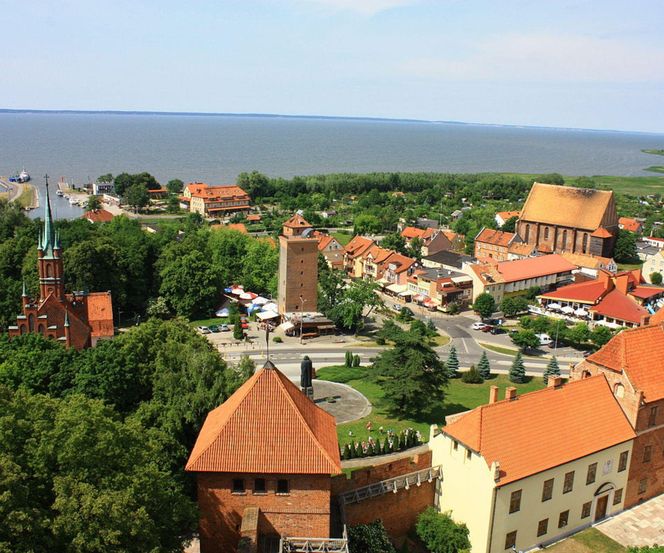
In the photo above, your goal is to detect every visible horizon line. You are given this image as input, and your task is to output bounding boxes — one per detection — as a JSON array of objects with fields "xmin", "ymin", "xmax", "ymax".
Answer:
[{"xmin": 1, "ymin": 107, "xmax": 663, "ymax": 136}]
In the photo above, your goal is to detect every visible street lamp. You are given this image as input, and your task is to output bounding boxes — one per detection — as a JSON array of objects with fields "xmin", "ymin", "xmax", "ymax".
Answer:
[{"xmin": 299, "ymin": 295, "xmax": 307, "ymax": 344}]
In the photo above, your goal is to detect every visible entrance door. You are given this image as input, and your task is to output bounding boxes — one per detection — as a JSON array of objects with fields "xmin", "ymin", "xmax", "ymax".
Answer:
[{"xmin": 595, "ymin": 495, "xmax": 609, "ymax": 521}]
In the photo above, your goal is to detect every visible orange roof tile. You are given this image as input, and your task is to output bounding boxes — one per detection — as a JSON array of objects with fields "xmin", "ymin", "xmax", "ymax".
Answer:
[
  {"xmin": 283, "ymin": 213, "xmax": 311, "ymax": 229},
  {"xmin": 651, "ymin": 309, "xmax": 664, "ymax": 325},
  {"xmin": 619, "ymin": 217, "xmax": 642, "ymax": 233},
  {"xmin": 591, "ymin": 227, "xmax": 614, "ymax": 239},
  {"xmin": 496, "ymin": 210, "xmax": 520, "ymax": 221},
  {"xmin": 495, "ymin": 254, "xmax": 576, "ymax": 283},
  {"xmin": 85, "ymin": 292, "xmax": 114, "ymax": 337},
  {"xmin": 401, "ymin": 226, "xmax": 425, "ymax": 239},
  {"xmin": 630, "ymin": 285, "xmax": 664, "ymax": 300},
  {"xmin": 344, "ymin": 236, "xmax": 374, "ymax": 259},
  {"xmin": 589, "ymin": 289, "xmax": 649, "ymax": 325},
  {"xmin": 475, "ymin": 228, "xmax": 516, "ymax": 248},
  {"xmin": 381, "ymin": 252, "xmax": 417, "ymax": 273},
  {"xmin": 190, "ymin": 184, "xmax": 249, "ymax": 200},
  {"xmin": 186, "ymin": 362, "xmax": 341, "ymax": 474},
  {"xmin": 82, "ymin": 209, "xmax": 114, "ymax": 223},
  {"xmin": 559, "ymin": 251, "xmax": 614, "ymax": 270},
  {"xmin": 443, "ymin": 375, "xmax": 635, "ymax": 485},
  {"xmin": 507, "ymin": 242, "xmax": 535, "ymax": 256},
  {"xmin": 539, "ymin": 279, "xmax": 608, "ymax": 303},
  {"xmin": 246, "ymin": 214, "xmax": 261, "ymax": 222},
  {"xmin": 520, "ymin": 182, "xmax": 615, "ymax": 231},
  {"xmin": 587, "ymin": 324, "xmax": 664, "ymax": 401},
  {"xmin": 362, "ymin": 245, "xmax": 392, "ymax": 264},
  {"xmin": 317, "ymin": 235, "xmax": 340, "ymax": 252}
]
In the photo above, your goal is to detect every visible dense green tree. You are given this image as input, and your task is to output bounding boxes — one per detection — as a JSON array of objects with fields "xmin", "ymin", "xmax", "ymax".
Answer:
[
  {"xmin": 461, "ymin": 365, "xmax": 483, "ymax": 384},
  {"xmin": 651, "ymin": 272, "xmax": 663, "ymax": 285},
  {"xmin": 113, "ymin": 172, "xmax": 160, "ymax": 196},
  {"xmin": 166, "ymin": 179, "xmax": 184, "ymax": 194},
  {"xmin": 380, "ymin": 232, "xmax": 408, "ymax": 255},
  {"xmin": 567, "ymin": 322, "xmax": 591, "ymax": 345},
  {"xmin": 473, "ymin": 293, "xmax": 496, "ymax": 319},
  {"xmin": 538, "ymin": 173, "xmax": 565, "ymax": 185},
  {"xmin": 591, "ymin": 325, "xmax": 613, "ymax": 347},
  {"xmin": 237, "ymin": 171, "xmax": 272, "ymax": 199},
  {"xmin": 446, "ymin": 345, "xmax": 460, "ymax": 378},
  {"xmin": 85, "ymin": 195, "xmax": 102, "ymax": 212},
  {"xmin": 373, "ymin": 328, "xmax": 447, "ymax": 417},
  {"xmin": 159, "ymin": 250, "xmax": 220, "ymax": 318},
  {"xmin": 501, "ymin": 296, "xmax": 528, "ymax": 317},
  {"xmin": 511, "ymin": 329, "xmax": 540, "ymax": 351},
  {"xmin": 348, "ymin": 520, "xmax": 396, "ymax": 553},
  {"xmin": 354, "ymin": 214, "xmax": 383, "ymax": 235},
  {"xmin": 501, "ymin": 215, "xmax": 518, "ymax": 233},
  {"xmin": 124, "ymin": 183, "xmax": 150, "ymax": 212},
  {"xmin": 614, "ymin": 230, "xmax": 639, "ymax": 263},
  {"xmin": 96, "ymin": 173, "xmax": 113, "ymax": 184},
  {"xmin": 327, "ymin": 279, "xmax": 382, "ymax": 332},
  {"xmin": 543, "ymin": 356, "xmax": 561, "ymax": 386},
  {"xmin": 509, "ymin": 351, "xmax": 526, "ymax": 383},
  {"xmin": 477, "ymin": 351, "xmax": 491, "ymax": 379},
  {"xmin": 415, "ymin": 507, "xmax": 471, "ymax": 553},
  {"xmin": 146, "ymin": 296, "xmax": 171, "ymax": 319}
]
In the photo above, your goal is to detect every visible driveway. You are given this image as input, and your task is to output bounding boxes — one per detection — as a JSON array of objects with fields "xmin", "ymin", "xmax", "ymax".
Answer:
[{"xmin": 596, "ymin": 494, "xmax": 664, "ymax": 547}]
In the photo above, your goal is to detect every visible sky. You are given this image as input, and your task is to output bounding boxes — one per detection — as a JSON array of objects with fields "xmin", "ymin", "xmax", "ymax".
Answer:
[{"xmin": 2, "ymin": 0, "xmax": 663, "ymax": 133}]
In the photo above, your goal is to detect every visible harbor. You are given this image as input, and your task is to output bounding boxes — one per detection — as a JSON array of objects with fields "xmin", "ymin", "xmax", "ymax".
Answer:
[{"xmin": 0, "ymin": 175, "xmax": 39, "ymax": 210}]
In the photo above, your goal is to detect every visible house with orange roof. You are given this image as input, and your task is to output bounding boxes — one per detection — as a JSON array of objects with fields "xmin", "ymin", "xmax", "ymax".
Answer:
[
  {"xmin": 186, "ymin": 360, "xmax": 342, "ymax": 553},
  {"xmin": 405, "ymin": 266, "xmax": 473, "ymax": 310},
  {"xmin": 377, "ymin": 251, "xmax": 417, "ymax": 287},
  {"xmin": 314, "ymin": 233, "xmax": 344, "ymax": 269},
  {"xmin": 343, "ymin": 235, "xmax": 375, "ymax": 277},
  {"xmin": 430, "ymin": 375, "xmax": 635, "ymax": 553},
  {"xmin": 572, "ymin": 323, "xmax": 664, "ymax": 506},
  {"xmin": 81, "ymin": 208, "xmax": 114, "ymax": 223},
  {"xmin": 474, "ymin": 227, "xmax": 524, "ymax": 262},
  {"xmin": 180, "ymin": 182, "xmax": 251, "ymax": 217},
  {"xmin": 360, "ymin": 245, "xmax": 393, "ymax": 280},
  {"xmin": 468, "ymin": 254, "xmax": 577, "ymax": 303},
  {"xmin": 495, "ymin": 210, "xmax": 520, "ymax": 228},
  {"xmin": 400, "ymin": 226, "xmax": 455, "ymax": 256},
  {"xmin": 559, "ymin": 251, "xmax": 617, "ymax": 277},
  {"xmin": 538, "ymin": 269, "xmax": 664, "ymax": 328},
  {"xmin": 517, "ymin": 182, "xmax": 619, "ymax": 258},
  {"xmin": 8, "ymin": 183, "xmax": 114, "ymax": 349},
  {"xmin": 618, "ymin": 216, "xmax": 643, "ymax": 234}
]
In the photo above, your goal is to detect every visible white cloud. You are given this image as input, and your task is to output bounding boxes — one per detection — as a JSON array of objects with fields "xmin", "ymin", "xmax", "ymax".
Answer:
[
  {"xmin": 401, "ymin": 33, "xmax": 664, "ymax": 83},
  {"xmin": 294, "ymin": 0, "xmax": 420, "ymax": 15}
]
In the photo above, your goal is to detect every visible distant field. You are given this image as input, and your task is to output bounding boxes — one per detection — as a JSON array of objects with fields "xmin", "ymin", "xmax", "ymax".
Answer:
[
  {"xmin": 645, "ymin": 166, "xmax": 664, "ymax": 174},
  {"xmin": 500, "ymin": 172, "xmax": 664, "ymax": 196},
  {"xmin": 643, "ymin": 148, "xmax": 664, "ymax": 156}
]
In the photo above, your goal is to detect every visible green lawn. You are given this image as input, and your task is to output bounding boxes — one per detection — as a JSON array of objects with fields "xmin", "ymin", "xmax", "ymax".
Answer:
[
  {"xmin": 479, "ymin": 342, "xmax": 539, "ymax": 358},
  {"xmin": 498, "ymin": 172, "xmax": 664, "ymax": 196},
  {"xmin": 189, "ymin": 317, "xmax": 228, "ymax": 328},
  {"xmin": 645, "ymin": 166, "xmax": 664, "ymax": 174},
  {"xmin": 316, "ymin": 365, "xmax": 545, "ymax": 448},
  {"xmin": 16, "ymin": 184, "xmax": 36, "ymax": 208},
  {"xmin": 617, "ymin": 261, "xmax": 644, "ymax": 271},
  {"xmin": 332, "ymin": 231, "xmax": 353, "ymax": 246},
  {"xmin": 546, "ymin": 528, "xmax": 626, "ymax": 552}
]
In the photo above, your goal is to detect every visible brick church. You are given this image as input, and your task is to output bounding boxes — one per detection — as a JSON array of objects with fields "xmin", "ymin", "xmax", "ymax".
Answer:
[
  {"xmin": 186, "ymin": 360, "xmax": 342, "ymax": 553},
  {"xmin": 8, "ymin": 179, "xmax": 114, "ymax": 349}
]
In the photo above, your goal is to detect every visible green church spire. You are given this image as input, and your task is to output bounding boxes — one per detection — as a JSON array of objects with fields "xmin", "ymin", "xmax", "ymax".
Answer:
[{"xmin": 41, "ymin": 174, "xmax": 56, "ymax": 257}]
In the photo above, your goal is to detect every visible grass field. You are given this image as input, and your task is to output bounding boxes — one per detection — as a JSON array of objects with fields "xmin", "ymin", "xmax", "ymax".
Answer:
[
  {"xmin": 16, "ymin": 184, "xmax": 36, "ymax": 208},
  {"xmin": 546, "ymin": 528, "xmax": 626, "ymax": 552},
  {"xmin": 332, "ymin": 231, "xmax": 353, "ymax": 246},
  {"xmin": 316, "ymin": 365, "xmax": 545, "ymax": 447},
  {"xmin": 645, "ymin": 166, "xmax": 664, "ymax": 174},
  {"xmin": 189, "ymin": 317, "xmax": 228, "ymax": 328},
  {"xmin": 500, "ymin": 172, "xmax": 664, "ymax": 196}
]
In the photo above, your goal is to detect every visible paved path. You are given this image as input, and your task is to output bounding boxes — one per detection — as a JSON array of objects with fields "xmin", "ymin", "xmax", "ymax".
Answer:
[
  {"xmin": 596, "ymin": 494, "xmax": 664, "ymax": 547},
  {"xmin": 312, "ymin": 380, "xmax": 371, "ymax": 424}
]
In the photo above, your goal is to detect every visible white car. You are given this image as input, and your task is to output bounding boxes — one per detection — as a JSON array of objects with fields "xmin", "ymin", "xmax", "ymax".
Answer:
[
  {"xmin": 472, "ymin": 322, "xmax": 488, "ymax": 331},
  {"xmin": 197, "ymin": 326, "xmax": 211, "ymax": 335},
  {"xmin": 537, "ymin": 333, "xmax": 553, "ymax": 346}
]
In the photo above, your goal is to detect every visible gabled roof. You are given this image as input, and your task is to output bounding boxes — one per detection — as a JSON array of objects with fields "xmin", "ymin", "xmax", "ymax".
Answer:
[
  {"xmin": 508, "ymin": 242, "xmax": 535, "ymax": 257},
  {"xmin": 82, "ymin": 209, "xmax": 114, "ymax": 223},
  {"xmin": 587, "ymin": 324, "xmax": 664, "ymax": 402},
  {"xmin": 85, "ymin": 292, "xmax": 114, "ymax": 337},
  {"xmin": 283, "ymin": 213, "xmax": 311, "ymax": 229},
  {"xmin": 475, "ymin": 228, "xmax": 516, "ymax": 248},
  {"xmin": 401, "ymin": 227, "xmax": 436, "ymax": 241},
  {"xmin": 495, "ymin": 254, "xmax": 576, "ymax": 283},
  {"xmin": 591, "ymin": 227, "xmax": 614, "ymax": 239},
  {"xmin": 540, "ymin": 279, "xmax": 609, "ymax": 303},
  {"xmin": 382, "ymin": 252, "xmax": 416, "ymax": 273},
  {"xmin": 619, "ymin": 217, "xmax": 642, "ymax": 233},
  {"xmin": 344, "ymin": 236, "xmax": 374, "ymax": 259},
  {"xmin": 186, "ymin": 363, "xmax": 341, "ymax": 474},
  {"xmin": 362, "ymin": 245, "xmax": 392, "ymax": 264},
  {"xmin": 520, "ymin": 182, "xmax": 615, "ymax": 231},
  {"xmin": 589, "ymin": 289, "xmax": 649, "ymax": 325},
  {"xmin": 188, "ymin": 183, "xmax": 249, "ymax": 200},
  {"xmin": 496, "ymin": 210, "xmax": 520, "ymax": 221},
  {"xmin": 559, "ymin": 251, "xmax": 614, "ymax": 270},
  {"xmin": 443, "ymin": 375, "xmax": 635, "ymax": 485}
]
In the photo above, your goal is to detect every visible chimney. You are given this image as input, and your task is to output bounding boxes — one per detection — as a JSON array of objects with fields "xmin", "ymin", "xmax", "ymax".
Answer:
[
  {"xmin": 505, "ymin": 387, "xmax": 517, "ymax": 401},
  {"xmin": 548, "ymin": 376, "xmax": 564, "ymax": 389},
  {"xmin": 489, "ymin": 385, "xmax": 499, "ymax": 404},
  {"xmin": 615, "ymin": 273, "xmax": 630, "ymax": 295}
]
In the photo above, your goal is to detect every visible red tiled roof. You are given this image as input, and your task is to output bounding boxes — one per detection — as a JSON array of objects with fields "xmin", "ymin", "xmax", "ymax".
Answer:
[
  {"xmin": 475, "ymin": 228, "xmax": 516, "ymax": 248},
  {"xmin": 443, "ymin": 375, "xmax": 635, "ymax": 485},
  {"xmin": 495, "ymin": 254, "xmax": 576, "ymax": 283},
  {"xmin": 630, "ymin": 285, "xmax": 664, "ymax": 300},
  {"xmin": 362, "ymin": 245, "xmax": 392, "ymax": 264},
  {"xmin": 651, "ymin": 309, "xmax": 664, "ymax": 325},
  {"xmin": 587, "ymin": 324, "xmax": 664, "ymax": 402},
  {"xmin": 85, "ymin": 292, "xmax": 114, "ymax": 337},
  {"xmin": 246, "ymin": 214, "xmax": 261, "ymax": 222},
  {"xmin": 344, "ymin": 236, "xmax": 374, "ymax": 259},
  {"xmin": 619, "ymin": 217, "xmax": 642, "ymax": 233},
  {"xmin": 496, "ymin": 210, "xmax": 520, "ymax": 221},
  {"xmin": 591, "ymin": 227, "xmax": 613, "ymax": 239},
  {"xmin": 189, "ymin": 183, "xmax": 249, "ymax": 200},
  {"xmin": 381, "ymin": 252, "xmax": 417, "ymax": 273},
  {"xmin": 317, "ymin": 235, "xmax": 340, "ymax": 252},
  {"xmin": 283, "ymin": 213, "xmax": 311, "ymax": 229},
  {"xmin": 186, "ymin": 363, "xmax": 341, "ymax": 474},
  {"xmin": 589, "ymin": 289, "xmax": 649, "ymax": 325},
  {"xmin": 539, "ymin": 280, "xmax": 609, "ymax": 303},
  {"xmin": 82, "ymin": 209, "xmax": 114, "ymax": 223},
  {"xmin": 401, "ymin": 226, "xmax": 425, "ymax": 239}
]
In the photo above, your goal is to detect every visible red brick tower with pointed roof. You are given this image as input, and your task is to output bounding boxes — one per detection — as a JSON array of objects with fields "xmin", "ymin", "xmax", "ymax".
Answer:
[
  {"xmin": 278, "ymin": 213, "xmax": 318, "ymax": 315},
  {"xmin": 7, "ymin": 176, "xmax": 114, "ymax": 349},
  {"xmin": 186, "ymin": 360, "xmax": 341, "ymax": 553}
]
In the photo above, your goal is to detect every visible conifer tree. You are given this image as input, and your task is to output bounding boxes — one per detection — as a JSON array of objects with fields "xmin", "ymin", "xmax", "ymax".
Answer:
[
  {"xmin": 345, "ymin": 351, "xmax": 353, "ymax": 368},
  {"xmin": 477, "ymin": 351, "xmax": 491, "ymax": 379},
  {"xmin": 543, "ymin": 356, "xmax": 561, "ymax": 385},
  {"xmin": 447, "ymin": 345, "xmax": 460, "ymax": 378},
  {"xmin": 509, "ymin": 351, "xmax": 526, "ymax": 384}
]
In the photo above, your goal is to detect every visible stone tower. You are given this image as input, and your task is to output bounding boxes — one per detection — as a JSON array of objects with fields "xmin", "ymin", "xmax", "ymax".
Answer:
[{"xmin": 277, "ymin": 213, "xmax": 318, "ymax": 315}]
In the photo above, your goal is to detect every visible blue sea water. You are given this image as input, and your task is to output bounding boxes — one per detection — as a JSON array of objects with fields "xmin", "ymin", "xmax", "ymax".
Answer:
[{"xmin": 0, "ymin": 111, "xmax": 662, "ymax": 219}]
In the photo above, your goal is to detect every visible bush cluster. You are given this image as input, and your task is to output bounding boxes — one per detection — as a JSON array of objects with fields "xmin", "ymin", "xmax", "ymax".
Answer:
[{"xmin": 340, "ymin": 428, "xmax": 422, "ymax": 460}]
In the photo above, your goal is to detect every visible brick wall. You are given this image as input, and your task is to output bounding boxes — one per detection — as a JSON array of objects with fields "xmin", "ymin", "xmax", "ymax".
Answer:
[
  {"xmin": 197, "ymin": 472, "xmax": 332, "ymax": 553},
  {"xmin": 332, "ymin": 451, "xmax": 435, "ymax": 538},
  {"xmin": 278, "ymin": 236, "xmax": 318, "ymax": 314}
]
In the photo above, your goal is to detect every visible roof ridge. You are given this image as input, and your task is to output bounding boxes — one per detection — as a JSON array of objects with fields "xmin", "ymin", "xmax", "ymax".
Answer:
[{"xmin": 272, "ymin": 370, "xmax": 340, "ymax": 472}]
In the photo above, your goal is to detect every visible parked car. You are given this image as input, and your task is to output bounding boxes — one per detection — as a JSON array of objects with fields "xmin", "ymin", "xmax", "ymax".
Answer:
[
  {"xmin": 490, "ymin": 326, "xmax": 505, "ymax": 335},
  {"xmin": 219, "ymin": 324, "xmax": 230, "ymax": 332},
  {"xmin": 209, "ymin": 325, "xmax": 220, "ymax": 333},
  {"xmin": 481, "ymin": 325, "xmax": 493, "ymax": 333},
  {"xmin": 472, "ymin": 322, "xmax": 488, "ymax": 331},
  {"xmin": 197, "ymin": 326, "xmax": 211, "ymax": 335},
  {"xmin": 537, "ymin": 333, "xmax": 553, "ymax": 346},
  {"xmin": 391, "ymin": 304, "xmax": 402, "ymax": 312}
]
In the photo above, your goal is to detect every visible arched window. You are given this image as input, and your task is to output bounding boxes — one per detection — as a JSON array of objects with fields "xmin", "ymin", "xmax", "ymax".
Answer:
[
  {"xmin": 19, "ymin": 324, "xmax": 26, "ymax": 335},
  {"xmin": 28, "ymin": 314, "xmax": 35, "ymax": 332},
  {"xmin": 582, "ymin": 233, "xmax": 589, "ymax": 253},
  {"xmin": 614, "ymin": 383, "xmax": 625, "ymax": 398},
  {"xmin": 544, "ymin": 227, "xmax": 549, "ymax": 240},
  {"xmin": 37, "ymin": 324, "xmax": 45, "ymax": 334},
  {"xmin": 46, "ymin": 263, "xmax": 52, "ymax": 277},
  {"xmin": 525, "ymin": 224, "xmax": 530, "ymax": 242},
  {"xmin": 582, "ymin": 370, "xmax": 592, "ymax": 379},
  {"xmin": 561, "ymin": 230, "xmax": 568, "ymax": 249}
]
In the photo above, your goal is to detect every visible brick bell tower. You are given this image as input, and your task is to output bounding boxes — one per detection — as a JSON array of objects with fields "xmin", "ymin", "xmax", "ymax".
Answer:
[{"xmin": 37, "ymin": 175, "xmax": 65, "ymax": 302}]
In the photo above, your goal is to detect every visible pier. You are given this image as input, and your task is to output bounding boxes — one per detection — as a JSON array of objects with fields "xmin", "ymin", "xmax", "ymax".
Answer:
[{"xmin": 0, "ymin": 176, "xmax": 39, "ymax": 210}]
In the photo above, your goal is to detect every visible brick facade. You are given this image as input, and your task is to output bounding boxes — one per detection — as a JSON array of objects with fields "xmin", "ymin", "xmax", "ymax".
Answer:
[
  {"xmin": 278, "ymin": 216, "xmax": 319, "ymax": 314},
  {"xmin": 197, "ymin": 472, "xmax": 332, "ymax": 553}
]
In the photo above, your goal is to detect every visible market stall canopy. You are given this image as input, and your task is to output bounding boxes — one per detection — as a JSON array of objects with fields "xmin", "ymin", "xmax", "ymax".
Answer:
[
  {"xmin": 279, "ymin": 321, "xmax": 295, "ymax": 332},
  {"xmin": 252, "ymin": 296, "xmax": 269, "ymax": 305},
  {"xmin": 263, "ymin": 303, "xmax": 279, "ymax": 313},
  {"xmin": 257, "ymin": 311, "xmax": 279, "ymax": 320},
  {"xmin": 561, "ymin": 305, "xmax": 575, "ymax": 314},
  {"xmin": 547, "ymin": 302, "xmax": 562, "ymax": 310}
]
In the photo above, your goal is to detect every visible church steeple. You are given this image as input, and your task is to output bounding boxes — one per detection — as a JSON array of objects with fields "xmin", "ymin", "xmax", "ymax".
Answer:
[
  {"xmin": 37, "ymin": 174, "xmax": 65, "ymax": 302},
  {"xmin": 41, "ymin": 174, "xmax": 56, "ymax": 257}
]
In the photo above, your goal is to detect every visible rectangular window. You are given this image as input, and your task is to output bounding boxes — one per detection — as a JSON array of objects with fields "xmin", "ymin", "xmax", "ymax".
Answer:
[
  {"xmin": 504, "ymin": 531, "xmax": 517, "ymax": 550},
  {"xmin": 253, "ymin": 478, "xmax": 266, "ymax": 494},
  {"xmin": 644, "ymin": 445, "xmax": 652, "ymax": 463},
  {"xmin": 466, "ymin": 449, "xmax": 472, "ymax": 460},
  {"xmin": 277, "ymin": 479, "xmax": 290, "ymax": 495},
  {"xmin": 509, "ymin": 490, "xmax": 522, "ymax": 514},
  {"xmin": 581, "ymin": 502, "xmax": 592, "ymax": 518},
  {"xmin": 558, "ymin": 510, "xmax": 569, "ymax": 529},
  {"xmin": 453, "ymin": 440, "xmax": 459, "ymax": 451},
  {"xmin": 614, "ymin": 488, "xmax": 623, "ymax": 505},
  {"xmin": 563, "ymin": 471, "xmax": 575, "ymax": 494},
  {"xmin": 232, "ymin": 479, "xmax": 245, "ymax": 494},
  {"xmin": 639, "ymin": 478, "xmax": 648, "ymax": 494},
  {"xmin": 586, "ymin": 463, "xmax": 597, "ymax": 485},
  {"xmin": 618, "ymin": 451, "xmax": 628, "ymax": 472},
  {"xmin": 542, "ymin": 478, "xmax": 554, "ymax": 502},
  {"xmin": 649, "ymin": 406, "xmax": 658, "ymax": 427},
  {"xmin": 537, "ymin": 518, "xmax": 548, "ymax": 537}
]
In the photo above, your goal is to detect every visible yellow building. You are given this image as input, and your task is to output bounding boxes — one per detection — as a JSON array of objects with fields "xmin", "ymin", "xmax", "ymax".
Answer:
[{"xmin": 430, "ymin": 376, "xmax": 635, "ymax": 553}]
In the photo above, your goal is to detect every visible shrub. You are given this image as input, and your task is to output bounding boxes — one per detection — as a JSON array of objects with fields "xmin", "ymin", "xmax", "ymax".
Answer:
[
  {"xmin": 509, "ymin": 352, "xmax": 526, "ymax": 384},
  {"xmin": 651, "ymin": 272, "xmax": 663, "ymax": 285},
  {"xmin": 272, "ymin": 336, "xmax": 282, "ymax": 343},
  {"xmin": 416, "ymin": 507, "xmax": 470, "ymax": 553},
  {"xmin": 446, "ymin": 346, "xmax": 460, "ymax": 378},
  {"xmin": 477, "ymin": 351, "xmax": 491, "ymax": 379},
  {"xmin": 345, "ymin": 351, "xmax": 354, "ymax": 368},
  {"xmin": 396, "ymin": 307, "xmax": 414, "ymax": 322},
  {"xmin": 461, "ymin": 365, "xmax": 483, "ymax": 384},
  {"xmin": 348, "ymin": 520, "xmax": 396, "ymax": 553},
  {"xmin": 353, "ymin": 354, "xmax": 361, "ymax": 367}
]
